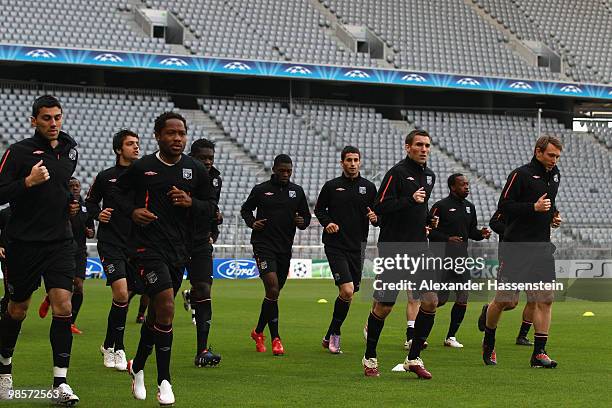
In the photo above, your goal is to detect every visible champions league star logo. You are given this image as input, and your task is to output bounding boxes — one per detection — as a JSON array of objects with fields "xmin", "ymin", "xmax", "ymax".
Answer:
[
  {"xmin": 159, "ymin": 57, "xmax": 189, "ymax": 67},
  {"xmin": 285, "ymin": 66, "xmax": 311, "ymax": 74},
  {"xmin": 401, "ymin": 73, "xmax": 427, "ymax": 82},
  {"xmin": 223, "ymin": 61, "xmax": 251, "ymax": 71},
  {"xmin": 509, "ymin": 81, "xmax": 532, "ymax": 90},
  {"xmin": 25, "ymin": 49, "xmax": 56, "ymax": 58},
  {"xmin": 456, "ymin": 77, "xmax": 480, "ymax": 86},
  {"xmin": 344, "ymin": 70, "xmax": 370, "ymax": 78},
  {"xmin": 94, "ymin": 53, "xmax": 123, "ymax": 63},
  {"xmin": 559, "ymin": 85, "xmax": 582, "ymax": 93}
]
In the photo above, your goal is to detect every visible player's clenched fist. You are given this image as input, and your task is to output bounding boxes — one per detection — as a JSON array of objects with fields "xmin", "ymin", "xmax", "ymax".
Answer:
[
  {"xmin": 413, "ymin": 187, "xmax": 426, "ymax": 203},
  {"xmin": 25, "ymin": 160, "xmax": 50, "ymax": 188},
  {"xmin": 534, "ymin": 193, "xmax": 551, "ymax": 212}
]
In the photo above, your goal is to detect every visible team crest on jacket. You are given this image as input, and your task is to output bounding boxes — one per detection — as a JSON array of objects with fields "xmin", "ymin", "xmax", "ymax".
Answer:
[
  {"xmin": 68, "ymin": 148, "xmax": 77, "ymax": 161},
  {"xmin": 289, "ymin": 190, "xmax": 296, "ymax": 198},
  {"xmin": 183, "ymin": 168, "xmax": 192, "ymax": 180},
  {"xmin": 359, "ymin": 186, "xmax": 366, "ymax": 194},
  {"xmin": 212, "ymin": 178, "xmax": 219, "ymax": 187},
  {"xmin": 426, "ymin": 175, "xmax": 433, "ymax": 185},
  {"xmin": 466, "ymin": 206, "xmax": 471, "ymax": 214},
  {"xmin": 553, "ymin": 174, "xmax": 559, "ymax": 183}
]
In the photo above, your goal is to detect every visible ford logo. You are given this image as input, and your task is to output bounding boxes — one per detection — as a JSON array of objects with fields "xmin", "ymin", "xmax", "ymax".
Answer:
[
  {"xmin": 216, "ymin": 259, "xmax": 259, "ymax": 279},
  {"xmin": 86, "ymin": 257, "xmax": 104, "ymax": 279}
]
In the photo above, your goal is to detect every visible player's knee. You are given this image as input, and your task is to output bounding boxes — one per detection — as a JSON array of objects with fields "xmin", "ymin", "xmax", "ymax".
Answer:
[
  {"xmin": 420, "ymin": 300, "xmax": 437, "ymax": 313},
  {"xmin": 373, "ymin": 302, "xmax": 393, "ymax": 318},
  {"xmin": 339, "ymin": 287, "xmax": 354, "ymax": 301},
  {"xmin": 191, "ymin": 282, "xmax": 211, "ymax": 300},
  {"xmin": 51, "ymin": 299, "xmax": 72, "ymax": 316},
  {"xmin": 154, "ymin": 298, "xmax": 174, "ymax": 325},
  {"xmin": 265, "ymin": 286, "xmax": 280, "ymax": 300},
  {"xmin": 502, "ymin": 300, "xmax": 518, "ymax": 311},
  {"xmin": 7, "ymin": 302, "xmax": 28, "ymax": 321}
]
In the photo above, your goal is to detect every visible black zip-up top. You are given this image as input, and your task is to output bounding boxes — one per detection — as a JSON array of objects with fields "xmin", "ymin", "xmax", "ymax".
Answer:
[
  {"xmin": 241, "ymin": 175, "xmax": 311, "ymax": 254},
  {"xmin": 114, "ymin": 153, "xmax": 217, "ymax": 264},
  {"xmin": 0, "ymin": 131, "xmax": 78, "ymax": 242},
  {"xmin": 374, "ymin": 156, "xmax": 436, "ymax": 243},
  {"xmin": 0, "ymin": 207, "xmax": 10, "ymax": 248},
  {"xmin": 498, "ymin": 157, "xmax": 560, "ymax": 243},
  {"xmin": 71, "ymin": 197, "xmax": 94, "ymax": 252},
  {"xmin": 488, "ymin": 209, "xmax": 505, "ymax": 240},
  {"xmin": 193, "ymin": 165, "xmax": 222, "ymax": 246},
  {"xmin": 314, "ymin": 173, "xmax": 377, "ymax": 252},
  {"xmin": 429, "ymin": 194, "xmax": 485, "ymax": 258},
  {"xmin": 85, "ymin": 164, "xmax": 132, "ymax": 248}
]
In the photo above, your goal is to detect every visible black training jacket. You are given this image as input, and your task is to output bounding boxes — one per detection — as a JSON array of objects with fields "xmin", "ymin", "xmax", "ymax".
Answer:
[
  {"xmin": 0, "ymin": 131, "xmax": 77, "ymax": 242},
  {"xmin": 114, "ymin": 153, "xmax": 217, "ymax": 264},
  {"xmin": 429, "ymin": 194, "xmax": 484, "ymax": 258},
  {"xmin": 85, "ymin": 165, "xmax": 132, "ymax": 248},
  {"xmin": 314, "ymin": 173, "xmax": 377, "ymax": 252},
  {"xmin": 374, "ymin": 156, "xmax": 436, "ymax": 243},
  {"xmin": 498, "ymin": 157, "xmax": 560, "ymax": 243},
  {"xmin": 71, "ymin": 197, "xmax": 94, "ymax": 252},
  {"xmin": 241, "ymin": 175, "xmax": 311, "ymax": 254},
  {"xmin": 192, "ymin": 165, "xmax": 223, "ymax": 247}
]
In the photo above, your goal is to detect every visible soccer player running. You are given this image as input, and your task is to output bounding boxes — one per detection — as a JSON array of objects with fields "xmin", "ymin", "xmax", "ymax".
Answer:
[
  {"xmin": 0, "ymin": 207, "xmax": 11, "ymax": 315},
  {"xmin": 0, "ymin": 95, "xmax": 80, "ymax": 404},
  {"xmin": 477, "ymin": 209, "xmax": 535, "ymax": 346},
  {"xmin": 183, "ymin": 138, "xmax": 223, "ymax": 367},
  {"xmin": 115, "ymin": 112, "xmax": 217, "ymax": 405},
  {"xmin": 482, "ymin": 136, "xmax": 562, "ymax": 368},
  {"xmin": 428, "ymin": 173, "xmax": 491, "ymax": 348},
  {"xmin": 315, "ymin": 146, "xmax": 377, "ymax": 354},
  {"xmin": 362, "ymin": 129, "xmax": 438, "ymax": 379},
  {"xmin": 85, "ymin": 129, "xmax": 140, "ymax": 372},
  {"xmin": 242, "ymin": 154, "xmax": 311, "ymax": 356},
  {"xmin": 40, "ymin": 177, "xmax": 95, "ymax": 335}
]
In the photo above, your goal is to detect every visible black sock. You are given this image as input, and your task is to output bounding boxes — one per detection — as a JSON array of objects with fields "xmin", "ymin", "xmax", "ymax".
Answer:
[
  {"xmin": 193, "ymin": 299, "xmax": 212, "ymax": 353},
  {"xmin": 446, "ymin": 303, "xmax": 466, "ymax": 339},
  {"xmin": 103, "ymin": 303, "xmax": 115, "ymax": 349},
  {"xmin": 50, "ymin": 315, "xmax": 72, "ymax": 387},
  {"xmin": 408, "ymin": 308, "xmax": 435, "ymax": 360},
  {"xmin": 138, "ymin": 297, "xmax": 148, "ymax": 316},
  {"xmin": 518, "ymin": 320, "xmax": 532, "ymax": 338},
  {"xmin": 365, "ymin": 311, "xmax": 385, "ymax": 359},
  {"xmin": 112, "ymin": 301, "xmax": 128, "ymax": 351},
  {"xmin": 533, "ymin": 333, "xmax": 548, "ymax": 355},
  {"xmin": 71, "ymin": 293, "xmax": 83, "ymax": 324},
  {"xmin": 154, "ymin": 323, "xmax": 173, "ymax": 385},
  {"xmin": 326, "ymin": 296, "xmax": 351, "ymax": 339},
  {"xmin": 484, "ymin": 325, "xmax": 496, "ymax": 348},
  {"xmin": 268, "ymin": 299, "xmax": 279, "ymax": 339},
  {"xmin": 255, "ymin": 298, "xmax": 272, "ymax": 334},
  {"xmin": 132, "ymin": 321, "xmax": 155, "ymax": 373},
  {"xmin": 0, "ymin": 312, "xmax": 23, "ymax": 374}
]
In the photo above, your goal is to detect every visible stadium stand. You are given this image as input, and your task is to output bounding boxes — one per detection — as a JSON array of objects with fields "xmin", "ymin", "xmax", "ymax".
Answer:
[
  {"xmin": 471, "ymin": 0, "xmax": 612, "ymax": 83},
  {"xmin": 0, "ymin": 0, "xmax": 172, "ymax": 53},
  {"xmin": 3, "ymin": 0, "xmax": 610, "ymax": 83}
]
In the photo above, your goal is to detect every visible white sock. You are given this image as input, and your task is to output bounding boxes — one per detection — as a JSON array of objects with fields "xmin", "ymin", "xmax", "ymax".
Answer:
[
  {"xmin": 53, "ymin": 367, "xmax": 68, "ymax": 378},
  {"xmin": 407, "ymin": 320, "xmax": 415, "ymax": 328}
]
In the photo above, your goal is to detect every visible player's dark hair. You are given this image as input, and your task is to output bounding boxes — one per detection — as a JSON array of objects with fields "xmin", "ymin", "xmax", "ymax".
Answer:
[
  {"xmin": 112, "ymin": 129, "xmax": 139, "ymax": 156},
  {"xmin": 534, "ymin": 135, "xmax": 563, "ymax": 155},
  {"xmin": 69, "ymin": 177, "xmax": 79, "ymax": 182},
  {"xmin": 31, "ymin": 95, "xmax": 62, "ymax": 117},
  {"xmin": 341, "ymin": 145, "xmax": 361, "ymax": 160},
  {"xmin": 448, "ymin": 173, "xmax": 464, "ymax": 189},
  {"xmin": 405, "ymin": 129, "xmax": 431, "ymax": 145},
  {"xmin": 190, "ymin": 138, "xmax": 215, "ymax": 155},
  {"xmin": 273, "ymin": 154, "xmax": 292, "ymax": 168},
  {"xmin": 154, "ymin": 111, "xmax": 187, "ymax": 135}
]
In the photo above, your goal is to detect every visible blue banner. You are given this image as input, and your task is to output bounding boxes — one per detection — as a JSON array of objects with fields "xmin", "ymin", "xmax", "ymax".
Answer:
[
  {"xmin": 1, "ymin": 43, "xmax": 611, "ymax": 100},
  {"xmin": 213, "ymin": 258, "xmax": 259, "ymax": 280},
  {"xmin": 86, "ymin": 257, "xmax": 104, "ymax": 279}
]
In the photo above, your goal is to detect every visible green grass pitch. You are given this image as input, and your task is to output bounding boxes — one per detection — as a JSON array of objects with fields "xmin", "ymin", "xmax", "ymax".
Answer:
[{"xmin": 3, "ymin": 279, "xmax": 610, "ymax": 407}]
